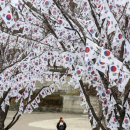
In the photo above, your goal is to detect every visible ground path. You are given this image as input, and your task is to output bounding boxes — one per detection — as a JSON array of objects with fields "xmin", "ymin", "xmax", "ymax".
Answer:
[{"xmin": 6, "ymin": 111, "xmax": 92, "ymax": 130}]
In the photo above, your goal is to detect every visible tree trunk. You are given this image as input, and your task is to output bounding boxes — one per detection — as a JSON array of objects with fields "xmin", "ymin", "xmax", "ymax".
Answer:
[{"xmin": 0, "ymin": 109, "xmax": 5, "ymax": 130}]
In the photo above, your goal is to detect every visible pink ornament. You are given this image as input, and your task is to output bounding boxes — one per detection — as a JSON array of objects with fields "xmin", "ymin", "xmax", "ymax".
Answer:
[
  {"xmin": 118, "ymin": 34, "xmax": 123, "ymax": 39},
  {"xmin": 77, "ymin": 70, "xmax": 81, "ymax": 74}
]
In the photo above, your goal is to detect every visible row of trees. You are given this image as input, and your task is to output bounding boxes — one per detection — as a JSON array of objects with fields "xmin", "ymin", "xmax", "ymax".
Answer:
[{"xmin": 0, "ymin": 0, "xmax": 130, "ymax": 130}]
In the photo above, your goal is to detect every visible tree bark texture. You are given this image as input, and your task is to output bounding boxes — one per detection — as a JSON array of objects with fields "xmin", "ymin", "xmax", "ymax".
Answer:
[{"xmin": 0, "ymin": 108, "xmax": 5, "ymax": 130}]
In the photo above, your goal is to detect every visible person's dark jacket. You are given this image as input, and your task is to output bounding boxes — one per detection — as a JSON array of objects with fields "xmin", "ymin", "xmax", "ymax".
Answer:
[{"xmin": 57, "ymin": 121, "xmax": 66, "ymax": 130}]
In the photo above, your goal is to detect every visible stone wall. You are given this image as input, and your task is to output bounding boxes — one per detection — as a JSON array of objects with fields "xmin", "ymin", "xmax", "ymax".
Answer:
[
  {"xmin": 62, "ymin": 95, "xmax": 83, "ymax": 113},
  {"xmin": 62, "ymin": 95, "xmax": 100, "ymax": 114}
]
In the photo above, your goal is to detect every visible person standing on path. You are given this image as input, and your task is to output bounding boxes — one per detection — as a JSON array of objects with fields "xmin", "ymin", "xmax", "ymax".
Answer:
[{"xmin": 57, "ymin": 117, "xmax": 67, "ymax": 130}]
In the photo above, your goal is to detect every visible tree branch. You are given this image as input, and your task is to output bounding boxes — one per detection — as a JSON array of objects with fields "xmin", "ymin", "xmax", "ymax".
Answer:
[{"xmin": 79, "ymin": 80, "xmax": 106, "ymax": 130}]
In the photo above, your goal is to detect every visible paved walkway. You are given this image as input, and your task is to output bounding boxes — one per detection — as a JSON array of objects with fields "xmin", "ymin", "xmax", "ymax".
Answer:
[{"xmin": 5, "ymin": 111, "xmax": 92, "ymax": 130}]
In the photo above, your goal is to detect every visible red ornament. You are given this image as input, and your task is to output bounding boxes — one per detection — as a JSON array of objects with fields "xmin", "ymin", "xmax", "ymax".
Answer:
[
  {"xmin": 124, "ymin": 118, "xmax": 128, "ymax": 124},
  {"xmin": 98, "ymin": 5, "xmax": 101, "ymax": 8},
  {"xmin": 104, "ymin": 100, "xmax": 107, "ymax": 105},
  {"xmin": 6, "ymin": 14, "xmax": 12, "ymax": 20},
  {"xmin": 94, "ymin": 77, "xmax": 97, "ymax": 81},
  {"xmin": 91, "ymin": 71, "xmax": 95, "ymax": 75},
  {"xmin": 108, "ymin": 21, "xmax": 110, "ymax": 26},
  {"xmin": 99, "ymin": 61, "xmax": 105, "ymax": 65},
  {"xmin": 53, "ymin": 11, "xmax": 56, "ymax": 15},
  {"xmin": 58, "ymin": 19, "xmax": 63, "ymax": 24},
  {"xmin": 109, "ymin": 5, "xmax": 113, "ymax": 9},
  {"xmin": 29, "ymin": 18, "xmax": 32, "ymax": 21},
  {"xmin": 111, "ymin": 66, "xmax": 117, "ymax": 72},
  {"xmin": 114, "ymin": 117, "xmax": 117, "ymax": 122},
  {"xmin": 104, "ymin": 50, "xmax": 110, "ymax": 56},
  {"xmin": 80, "ymin": 48, "xmax": 83, "ymax": 52},
  {"xmin": 45, "ymin": 1, "xmax": 49, "ymax": 5},
  {"xmin": 106, "ymin": 89, "xmax": 111, "ymax": 94},
  {"xmin": 66, "ymin": 57, "xmax": 69, "ymax": 61},
  {"xmin": 85, "ymin": 47, "xmax": 90, "ymax": 53}
]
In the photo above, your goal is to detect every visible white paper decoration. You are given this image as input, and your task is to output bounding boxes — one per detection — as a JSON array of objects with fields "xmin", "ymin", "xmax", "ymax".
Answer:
[
  {"xmin": 31, "ymin": 100, "xmax": 39, "ymax": 109},
  {"xmin": 0, "ymin": 5, "xmax": 17, "ymax": 28}
]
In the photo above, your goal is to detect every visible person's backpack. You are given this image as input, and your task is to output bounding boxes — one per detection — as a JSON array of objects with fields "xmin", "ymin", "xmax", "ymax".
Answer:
[{"xmin": 59, "ymin": 125, "xmax": 64, "ymax": 130}]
